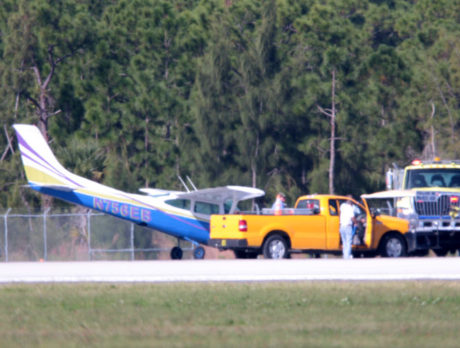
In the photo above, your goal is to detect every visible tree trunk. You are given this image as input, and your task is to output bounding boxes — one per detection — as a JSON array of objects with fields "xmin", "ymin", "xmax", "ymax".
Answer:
[
  {"xmin": 317, "ymin": 69, "xmax": 337, "ymax": 194},
  {"xmin": 329, "ymin": 69, "xmax": 336, "ymax": 195}
]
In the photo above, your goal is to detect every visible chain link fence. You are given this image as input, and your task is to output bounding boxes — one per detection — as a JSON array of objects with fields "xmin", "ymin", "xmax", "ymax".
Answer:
[{"xmin": 0, "ymin": 208, "xmax": 195, "ymax": 262}]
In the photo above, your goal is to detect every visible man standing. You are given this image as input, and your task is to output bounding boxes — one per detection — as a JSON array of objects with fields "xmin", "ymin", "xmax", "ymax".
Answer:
[{"xmin": 339, "ymin": 195, "xmax": 358, "ymax": 259}]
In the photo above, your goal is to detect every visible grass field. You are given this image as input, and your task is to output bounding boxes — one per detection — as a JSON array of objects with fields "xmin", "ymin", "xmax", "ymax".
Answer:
[{"xmin": 1, "ymin": 281, "xmax": 459, "ymax": 347}]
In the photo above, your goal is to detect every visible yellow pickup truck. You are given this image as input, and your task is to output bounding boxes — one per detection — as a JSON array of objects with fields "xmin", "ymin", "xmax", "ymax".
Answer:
[{"xmin": 208, "ymin": 194, "xmax": 410, "ymax": 258}]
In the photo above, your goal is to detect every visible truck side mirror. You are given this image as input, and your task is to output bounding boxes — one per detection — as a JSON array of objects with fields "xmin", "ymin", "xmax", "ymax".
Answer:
[{"xmin": 371, "ymin": 209, "xmax": 381, "ymax": 218}]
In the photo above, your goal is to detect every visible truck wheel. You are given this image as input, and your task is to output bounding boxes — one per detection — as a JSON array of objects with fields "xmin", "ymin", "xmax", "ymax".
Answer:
[
  {"xmin": 263, "ymin": 234, "xmax": 289, "ymax": 259},
  {"xmin": 380, "ymin": 234, "xmax": 407, "ymax": 257}
]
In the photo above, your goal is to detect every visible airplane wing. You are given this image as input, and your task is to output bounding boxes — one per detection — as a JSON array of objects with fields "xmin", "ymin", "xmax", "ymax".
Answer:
[{"xmin": 174, "ymin": 185, "xmax": 265, "ymax": 203}]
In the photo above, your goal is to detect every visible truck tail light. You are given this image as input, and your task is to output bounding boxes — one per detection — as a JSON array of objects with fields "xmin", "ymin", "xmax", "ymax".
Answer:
[{"xmin": 238, "ymin": 219, "xmax": 248, "ymax": 232}]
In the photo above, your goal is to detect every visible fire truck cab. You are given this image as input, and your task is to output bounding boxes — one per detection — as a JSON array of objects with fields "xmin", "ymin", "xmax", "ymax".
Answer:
[{"xmin": 385, "ymin": 158, "xmax": 460, "ymax": 256}]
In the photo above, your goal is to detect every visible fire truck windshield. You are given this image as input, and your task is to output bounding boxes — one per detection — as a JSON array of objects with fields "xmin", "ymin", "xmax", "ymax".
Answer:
[{"xmin": 405, "ymin": 169, "xmax": 460, "ymax": 189}]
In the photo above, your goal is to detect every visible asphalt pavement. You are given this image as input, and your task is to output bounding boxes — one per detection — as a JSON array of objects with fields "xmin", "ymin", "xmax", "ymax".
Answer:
[{"xmin": 0, "ymin": 258, "xmax": 459, "ymax": 283}]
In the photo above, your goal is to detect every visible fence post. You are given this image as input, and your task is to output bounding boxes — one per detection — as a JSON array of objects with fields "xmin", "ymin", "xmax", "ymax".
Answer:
[
  {"xmin": 87, "ymin": 210, "xmax": 92, "ymax": 261},
  {"xmin": 43, "ymin": 208, "xmax": 50, "ymax": 261},
  {"xmin": 4, "ymin": 208, "xmax": 11, "ymax": 262},
  {"xmin": 130, "ymin": 223, "xmax": 135, "ymax": 261}
]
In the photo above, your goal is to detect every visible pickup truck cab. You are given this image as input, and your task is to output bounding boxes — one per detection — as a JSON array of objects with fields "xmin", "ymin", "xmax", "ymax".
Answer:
[{"xmin": 209, "ymin": 194, "xmax": 410, "ymax": 258}]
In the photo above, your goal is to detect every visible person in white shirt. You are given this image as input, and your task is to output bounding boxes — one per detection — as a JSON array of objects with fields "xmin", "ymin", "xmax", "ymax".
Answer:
[{"xmin": 339, "ymin": 195, "xmax": 359, "ymax": 259}]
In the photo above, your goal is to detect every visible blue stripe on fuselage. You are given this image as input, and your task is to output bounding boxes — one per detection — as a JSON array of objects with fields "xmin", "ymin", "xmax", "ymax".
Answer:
[{"xmin": 31, "ymin": 185, "xmax": 210, "ymax": 244}]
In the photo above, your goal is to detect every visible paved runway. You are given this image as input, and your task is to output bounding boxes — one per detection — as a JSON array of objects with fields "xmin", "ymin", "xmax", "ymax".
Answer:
[{"xmin": 0, "ymin": 258, "xmax": 459, "ymax": 283}]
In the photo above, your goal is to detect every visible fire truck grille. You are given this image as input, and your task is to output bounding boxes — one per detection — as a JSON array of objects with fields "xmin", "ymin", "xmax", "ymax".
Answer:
[{"xmin": 415, "ymin": 192, "xmax": 460, "ymax": 216}]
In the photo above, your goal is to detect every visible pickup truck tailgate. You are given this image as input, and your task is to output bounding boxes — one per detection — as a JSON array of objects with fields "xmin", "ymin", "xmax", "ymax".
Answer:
[
  {"xmin": 209, "ymin": 214, "xmax": 249, "ymax": 248},
  {"xmin": 210, "ymin": 215, "xmax": 246, "ymax": 237}
]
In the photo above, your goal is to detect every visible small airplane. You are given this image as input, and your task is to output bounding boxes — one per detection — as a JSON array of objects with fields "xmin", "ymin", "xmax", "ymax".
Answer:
[{"xmin": 13, "ymin": 124, "xmax": 265, "ymax": 259}]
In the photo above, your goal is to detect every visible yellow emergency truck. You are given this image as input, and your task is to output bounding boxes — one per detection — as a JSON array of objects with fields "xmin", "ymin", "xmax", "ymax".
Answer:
[{"xmin": 386, "ymin": 158, "xmax": 460, "ymax": 255}]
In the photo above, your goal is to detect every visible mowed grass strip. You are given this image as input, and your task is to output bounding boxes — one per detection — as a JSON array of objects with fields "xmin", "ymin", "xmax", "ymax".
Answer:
[{"xmin": 0, "ymin": 281, "xmax": 459, "ymax": 347}]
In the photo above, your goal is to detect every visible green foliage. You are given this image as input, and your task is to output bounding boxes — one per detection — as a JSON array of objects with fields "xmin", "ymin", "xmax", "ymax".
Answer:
[{"xmin": 1, "ymin": 0, "xmax": 460, "ymax": 207}]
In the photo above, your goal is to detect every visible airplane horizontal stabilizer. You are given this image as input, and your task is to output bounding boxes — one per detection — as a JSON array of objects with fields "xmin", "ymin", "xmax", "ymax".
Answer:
[{"xmin": 139, "ymin": 188, "xmax": 183, "ymax": 197}]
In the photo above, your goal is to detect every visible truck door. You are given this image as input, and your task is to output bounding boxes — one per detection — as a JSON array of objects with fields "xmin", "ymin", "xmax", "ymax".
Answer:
[
  {"xmin": 326, "ymin": 199, "xmax": 341, "ymax": 249},
  {"xmin": 361, "ymin": 199, "xmax": 374, "ymax": 248},
  {"xmin": 292, "ymin": 199, "xmax": 326, "ymax": 249}
]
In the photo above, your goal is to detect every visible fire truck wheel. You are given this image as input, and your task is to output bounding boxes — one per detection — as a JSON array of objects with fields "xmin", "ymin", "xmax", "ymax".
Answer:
[
  {"xmin": 263, "ymin": 234, "xmax": 289, "ymax": 259},
  {"xmin": 380, "ymin": 234, "xmax": 407, "ymax": 257}
]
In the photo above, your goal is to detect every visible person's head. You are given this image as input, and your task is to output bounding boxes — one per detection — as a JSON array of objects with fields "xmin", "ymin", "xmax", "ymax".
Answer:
[
  {"xmin": 346, "ymin": 194, "xmax": 353, "ymax": 204},
  {"xmin": 277, "ymin": 193, "xmax": 286, "ymax": 202}
]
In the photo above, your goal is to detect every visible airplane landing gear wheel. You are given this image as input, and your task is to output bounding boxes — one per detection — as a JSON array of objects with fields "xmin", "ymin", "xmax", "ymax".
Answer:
[
  {"xmin": 193, "ymin": 246, "xmax": 205, "ymax": 259},
  {"xmin": 170, "ymin": 246, "xmax": 183, "ymax": 260}
]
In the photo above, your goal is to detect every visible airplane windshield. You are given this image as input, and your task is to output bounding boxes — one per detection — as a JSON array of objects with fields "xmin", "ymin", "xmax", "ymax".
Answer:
[{"xmin": 405, "ymin": 169, "xmax": 460, "ymax": 189}]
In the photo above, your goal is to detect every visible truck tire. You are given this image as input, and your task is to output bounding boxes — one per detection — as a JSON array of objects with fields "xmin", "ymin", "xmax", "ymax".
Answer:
[
  {"xmin": 263, "ymin": 234, "xmax": 289, "ymax": 259},
  {"xmin": 380, "ymin": 234, "xmax": 407, "ymax": 257}
]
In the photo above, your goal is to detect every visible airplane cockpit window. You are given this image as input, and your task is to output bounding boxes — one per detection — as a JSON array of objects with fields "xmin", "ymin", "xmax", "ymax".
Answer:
[
  {"xmin": 165, "ymin": 199, "xmax": 191, "ymax": 210},
  {"xmin": 224, "ymin": 199, "xmax": 233, "ymax": 214},
  {"xmin": 194, "ymin": 201, "xmax": 219, "ymax": 215}
]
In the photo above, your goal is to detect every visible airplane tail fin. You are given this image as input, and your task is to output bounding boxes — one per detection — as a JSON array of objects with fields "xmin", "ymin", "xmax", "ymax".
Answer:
[{"xmin": 13, "ymin": 124, "xmax": 81, "ymax": 190}]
